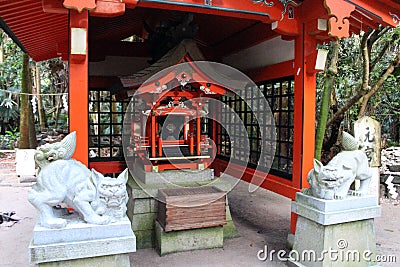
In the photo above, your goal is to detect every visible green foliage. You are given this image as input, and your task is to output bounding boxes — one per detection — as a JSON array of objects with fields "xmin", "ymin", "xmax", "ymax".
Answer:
[
  {"xmin": 0, "ymin": 30, "xmax": 23, "ymax": 131},
  {"xmin": 316, "ymin": 27, "xmax": 400, "ymax": 148},
  {"xmin": 1, "ymin": 30, "xmax": 69, "ymax": 138},
  {"xmin": 0, "ymin": 88, "xmax": 19, "ymax": 124},
  {"xmin": 0, "ymin": 127, "xmax": 19, "ymax": 149}
]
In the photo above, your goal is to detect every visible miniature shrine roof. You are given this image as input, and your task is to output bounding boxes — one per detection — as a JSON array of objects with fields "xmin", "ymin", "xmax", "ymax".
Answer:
[
  {"xmin": 120, "ymin": 39, "xmax": 205, "ymax": 88},
  {"xmin": 120, "ymin": 39, "xmax": 242, "ymax": 97}
]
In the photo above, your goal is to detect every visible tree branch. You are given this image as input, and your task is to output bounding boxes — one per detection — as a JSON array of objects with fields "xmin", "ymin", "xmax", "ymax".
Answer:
[
  {"xmin": 358, "ymin": 50, "xmax": 400, "ymax": 117},
  {"xmin": 327, "ymin": 31, "xmax": 372, "ymax": 126}
]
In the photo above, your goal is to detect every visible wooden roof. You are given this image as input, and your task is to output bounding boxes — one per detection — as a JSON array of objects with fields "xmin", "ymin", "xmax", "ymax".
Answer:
[
  {"xmin": 0, "ymin": 0, "xmax": 68, "ymax": 62},
  {"xmin": 1, "ymin": 0, "xmax": 400, "ymax": 62}
]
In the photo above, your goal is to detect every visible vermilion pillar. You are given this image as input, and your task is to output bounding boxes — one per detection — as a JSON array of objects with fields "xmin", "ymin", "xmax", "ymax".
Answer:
[
  {"xmin": 290, "ymin": 23, "xmax": 317, "ymax": 234},
  {"xmin": 69, "ymin": 10, "xmax": 89, "ymax": 166}
]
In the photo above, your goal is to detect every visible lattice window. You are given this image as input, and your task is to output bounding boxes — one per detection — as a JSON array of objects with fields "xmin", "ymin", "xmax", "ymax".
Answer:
[
  {"xmin": 216, "ymin": 76, "xmax": 294, "ymax": 179},
  {"xmin": 88, "ymin": 90, "xmax": 130, "ymax": 161}
]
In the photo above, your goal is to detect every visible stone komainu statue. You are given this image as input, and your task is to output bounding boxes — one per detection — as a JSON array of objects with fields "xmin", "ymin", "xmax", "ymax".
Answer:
[
  {"xmin": 28, "ymin": 132, "xmax": 129, "ymax": 229},
  {"xmin": 304, "ymin": 132, "xmax": 372, "ymax": 200}
]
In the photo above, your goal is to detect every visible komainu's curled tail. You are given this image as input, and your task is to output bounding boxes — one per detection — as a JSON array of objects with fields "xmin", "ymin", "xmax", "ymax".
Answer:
[{"xmin": 34, "ymin": 131, "xmax": 77, "ymax": 168}]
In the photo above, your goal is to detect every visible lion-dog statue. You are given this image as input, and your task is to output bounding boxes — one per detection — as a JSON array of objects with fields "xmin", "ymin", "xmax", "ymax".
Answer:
[
  {"xmin": 304, "ymin": 132, "xmax": 372, "ymax": 200},
  {"xmin": 28, "ymin": 132, "xmax": 129, "ymax": 228}
]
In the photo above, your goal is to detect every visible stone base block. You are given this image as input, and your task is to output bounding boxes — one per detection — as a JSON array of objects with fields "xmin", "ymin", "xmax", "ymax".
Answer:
[
  {"xmin": 134, "ymin": 229, "xmax": 155, "ymax": 249},
  {"xmin": 223, "ymin": 220, "xmax": 239, "ymax": 239},
  {"xmin": 292, "ymin": 217, "xmax": 378, "ymax": 267},
  {"xmin": 131, "ymin": 213, "xmax": 156, "ymax": 231},
  {"xmin": 286, "ymin": 232, "xmax": 295, "ymax": 250},
  {"xmin": 38, "ymin": 254, "xmax": 130, "ymax": 267},
  {"xmin": 292, "ymin": 193, "xmax": 381, "ymax": 225},
  {"xmin": 291, "ymin": 192, "xmax": 381, "ymax": 267},
  {"xmin": 155, "ymin": 221, "xmax": 223, "ymax": 256},
  {"xmin": 30, "ymin": 217, "xmax": 136, "ymax": 265}
]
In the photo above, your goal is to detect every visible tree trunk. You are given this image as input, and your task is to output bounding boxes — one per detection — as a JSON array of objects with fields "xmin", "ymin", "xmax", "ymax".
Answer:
[
  {"xmin": 19, "ymin": 53, "xmax": 37, "ymax": 149},
  {"xmin": 35, "ymin": 62, "xmax": 46, "ymax": 131},
  {"xmin": 19, "ymin": 54, "xmax": 31, "ymax": 148},
  {"xmin": 315, "ymin": 41, "xmax": 339, "ymax": 160},
  {"xmin": 326, "ymin": 31, "xmax": 372, "ymax": 128},
  {"xmin": 54, "ymin": 94, "xmax": 62, "ymax": 129}
]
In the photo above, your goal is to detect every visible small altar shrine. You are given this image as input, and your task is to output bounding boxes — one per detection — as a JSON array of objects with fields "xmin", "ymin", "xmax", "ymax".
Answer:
[
  {"xmin": 120, "ymin": 40, "xmax": 240, "ymax": 251},
  {"xmin": 121, "ymin": 40, "xmax": 232, "ymax": 173}
]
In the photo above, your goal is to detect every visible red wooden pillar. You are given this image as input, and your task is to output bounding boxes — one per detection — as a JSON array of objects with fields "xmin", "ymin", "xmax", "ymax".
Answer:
[
  {"xmin": 184, "ymin": 116, "xmax": 188, "ymax": 141},
  {"xmin": 196, "ymin": 114, "xmax": 201, "ymax": 156},
  {"xmin": 290, "ymin": 23, "xmax": 317, "ymax": 234},
  {"xmin": 69, "ymin": 10, "xmax": 89, "ymax": 166},
  {"xmin": 151, "ymin": 115, "xmax": 156, "ymax": 158}
]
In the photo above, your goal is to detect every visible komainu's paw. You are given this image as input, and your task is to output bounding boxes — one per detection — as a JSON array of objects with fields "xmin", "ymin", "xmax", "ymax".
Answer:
[
  {"xmin": 86, "ymin": 215, "xmax": 110, "ymax": 225},
  {"xmin": 349, "ymin": 190, "xmax": 362, "ymax": 196},
  {"xmin": 334, "ymin": 194, "xmax": 345, "ymax": 200},
  {"xmin": 302, "ymin": 188, "xmax": 311, "ymax": 195},
  {"xmin": 42, "ymin": 218, "xmax": 67, "ymax": 229}
]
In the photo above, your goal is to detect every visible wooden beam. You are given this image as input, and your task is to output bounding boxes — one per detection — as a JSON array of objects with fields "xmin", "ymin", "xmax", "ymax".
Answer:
[
  {"xmin": 212, "ymin": 22, "xmax": 279, "ymax": 59},
  {"xmin": 91, "ymin": 0, "xmax": 126, "ymax": 18},
  {"xmin": 43, "ymin": 0, "xmax": 138, "ymax": 17},
  {"xmin": 89, "ymin": 161, "xmax": 127, "ymax": 174},
  {"xmin": 42, "ymin": 0, "xmax": 68, "ymax": 14},
  {"xmin": 246, "ymin": 60, "xmax": 295, "ymax": 82},
  {"xmin": 63, "ymin": 0, "xmax": 96, "ymax": 13},
  {"xmin": 136, "ymin": 0, "xmax": 281, "ymax": 22},
  {"xmin": 89, "ymin": 76, "xmax": 120, "ymax": 88},
  {"xmin": 89, "ymin": 41, "xmax": 151, "ymax": 61},
  {"xmin": 271, "ymin": 18, "xmax": 300, "ymax": 37},
  {"xmin": 348, "ymin": 0, "xmax": 400, "ymax": 28}
]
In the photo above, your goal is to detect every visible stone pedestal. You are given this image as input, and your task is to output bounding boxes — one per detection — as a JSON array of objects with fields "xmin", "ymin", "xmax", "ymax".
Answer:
[
  {"xmin": 290, "ymin": 193, "xmax": 381, "ymax": 267},
  {"xmin": 369, "ymin": 167, "xmax": 380, "ymax": 196},
  {"xmin": 29, "ymin": 216, "xmax": 136, "ymax": 266},
  {"xmin": 126, "ymin": 173, "xmax": 239, "ymax": 249},
  {"xmin": 155, "ymin": 221, "xmax": 223, "ymax": 256}
]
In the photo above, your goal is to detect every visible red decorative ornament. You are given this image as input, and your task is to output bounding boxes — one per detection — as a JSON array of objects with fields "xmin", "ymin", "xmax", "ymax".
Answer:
[
  {"xmin": 63, "ymin": 0, "xmax": 96, "ymax": 13},
  {"xmin": 324, "ymin": 0, "xmax": 355, "ymax": 39}
]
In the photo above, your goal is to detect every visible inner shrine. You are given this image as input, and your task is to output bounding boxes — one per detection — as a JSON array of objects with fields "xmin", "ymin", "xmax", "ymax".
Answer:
[
  {"xmin": 1, "ymin": 0, "xmax": 400, "ymax": 261},
  {"xmin": 120, "ymin": 40, "xmax": 234, "ymax": 173}
]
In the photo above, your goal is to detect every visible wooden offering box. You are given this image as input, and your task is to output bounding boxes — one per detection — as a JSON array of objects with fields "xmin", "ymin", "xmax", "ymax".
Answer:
[{"xmin": 157, "ymin": 186, "xmax": 226, "ymax": 232}]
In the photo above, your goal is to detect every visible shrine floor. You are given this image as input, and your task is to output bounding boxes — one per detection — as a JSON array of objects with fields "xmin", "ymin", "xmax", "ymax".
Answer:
[{"xmin": 1, "ymin": 154, "xmax": 399, "ymax": 266}]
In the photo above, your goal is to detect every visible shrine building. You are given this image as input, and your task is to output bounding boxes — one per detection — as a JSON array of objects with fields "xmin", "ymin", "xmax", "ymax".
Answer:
[{"xmin": 1, "ymin": 0, "xmax": 400, "ymax": 236}]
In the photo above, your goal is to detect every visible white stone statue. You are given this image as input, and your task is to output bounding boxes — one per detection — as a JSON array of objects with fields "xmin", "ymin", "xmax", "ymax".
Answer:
[
  {"xmin": 304, "ymin": 132, "xmax": 372, "ymax": 200},
  {"xmin": 28, "ymin": 132, "xmax": 129, "ymax": 228}
]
